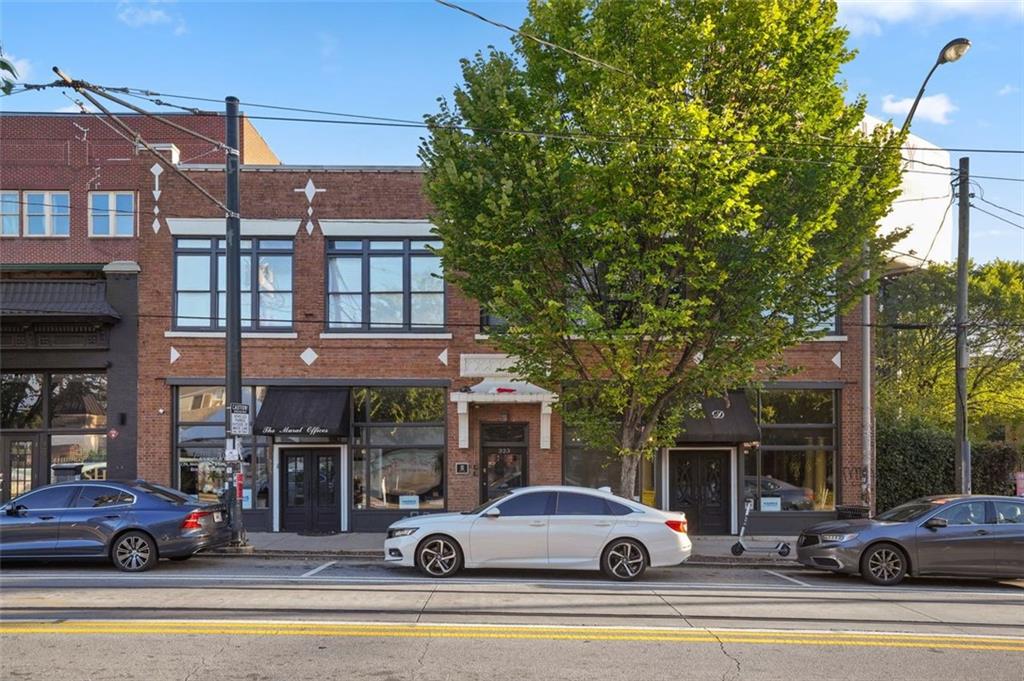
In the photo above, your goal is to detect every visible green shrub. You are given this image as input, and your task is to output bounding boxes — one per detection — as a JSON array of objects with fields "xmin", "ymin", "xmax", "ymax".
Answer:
[{"xmin": 876, "ymin": 421, "xmax": 1023, "ymax": 511}]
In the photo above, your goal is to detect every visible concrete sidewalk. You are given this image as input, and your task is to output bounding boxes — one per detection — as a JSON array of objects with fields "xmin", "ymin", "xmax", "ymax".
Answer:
[{"xmin": 215, "ymin": 531, "xmax": 800, "ymax": 566}]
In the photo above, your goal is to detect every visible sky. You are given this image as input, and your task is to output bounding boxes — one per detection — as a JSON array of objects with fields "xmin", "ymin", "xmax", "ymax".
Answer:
[{"xmin": 1, "ymin": 0, "xmax": 1022, "ymax": 263}]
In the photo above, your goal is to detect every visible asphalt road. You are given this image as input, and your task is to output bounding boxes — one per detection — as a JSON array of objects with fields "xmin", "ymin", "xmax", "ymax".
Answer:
[{"xmin": 2, "ymin": 556, "xmax": 1022, "ymax": 681}]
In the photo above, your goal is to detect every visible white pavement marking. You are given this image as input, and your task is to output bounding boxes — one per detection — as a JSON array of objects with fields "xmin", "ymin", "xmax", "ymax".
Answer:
[
  {"xmin": 764, "ymin": 570, "xmax": 812, "ymax": 587},
  {"xmin": 300, "ymin": 561, "xmax": 337, "ymax": 578}
]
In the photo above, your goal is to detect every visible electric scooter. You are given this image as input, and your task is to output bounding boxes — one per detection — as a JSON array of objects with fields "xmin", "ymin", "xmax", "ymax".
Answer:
[{"xmin": 731, "ymin": 499, "xmax": 791, "ymax": 557}]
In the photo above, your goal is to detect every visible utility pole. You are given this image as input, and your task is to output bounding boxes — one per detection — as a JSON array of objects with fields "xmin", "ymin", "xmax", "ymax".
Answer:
[
  {"xmin": 954, "ymin": 156, "xmax": 971, "ymax": 494},
  {"xmin": 225, "ymin": 96, "xmax": 247, "ymax": 544}
]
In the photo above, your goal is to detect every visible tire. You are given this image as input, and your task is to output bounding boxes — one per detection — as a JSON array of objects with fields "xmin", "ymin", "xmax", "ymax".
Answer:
[
  {"xmin": 416, "ymin": 535, "xmax": 463, "ymax": 578},
  {"xmin": 731, "ymin": 542, "xmax": 744, "ymax": 556},
  {"xmin": 601, "ymin": 538, "xmax": 647, "ymax": 581},
  {"xmin": 860, "ymin": 542, "xmax": 908, "ymax": 586},
  {"xmin": 778, "ymin": 544, "xmax": 791, "ymax": 557},
  {"xmin": 111, "ymin": 531, "xmax": 158, "ymax": 572}
]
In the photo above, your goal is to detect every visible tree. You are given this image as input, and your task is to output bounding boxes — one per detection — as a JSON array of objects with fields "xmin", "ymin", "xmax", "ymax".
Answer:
[
  {"xmin": 0, "ymin": 44, "xmax": 19, "ymax": 96},
  {"xmin": 877, "ymin": 260, "xmax": 1024, "ymax": 437},
  {"xmin": 421, "ymin": 0, "xmax": 904, "ymax": 495}
]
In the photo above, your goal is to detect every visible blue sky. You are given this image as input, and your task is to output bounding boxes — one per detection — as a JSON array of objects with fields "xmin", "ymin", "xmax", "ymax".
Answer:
[{"xmin": 2, "ymin": 0, "xmax": 1021, "ymax": 262}]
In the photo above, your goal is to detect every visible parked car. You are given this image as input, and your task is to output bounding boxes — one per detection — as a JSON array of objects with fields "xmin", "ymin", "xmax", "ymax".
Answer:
[
  {"xmin": 743, "ymin": 475, "xmax": 815, "ymax": 511},
  {"xmin": 797, "ymin": 494, "xmax": 1024, "ymax": 585},
  {"xmin": 384, "ymin": 485, "xmax": 692, "ymax": 581},
  {"xmin": 0, "ymin": 480, "xmax": 231, "ymax": 572}
]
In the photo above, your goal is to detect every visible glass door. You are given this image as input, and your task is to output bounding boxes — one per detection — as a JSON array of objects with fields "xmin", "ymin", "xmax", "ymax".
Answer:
[
  {"xmin": 1, "ymin": 435, "xmax": 39, "ymax": 504},
  {"xmin": 279, "ymin": 448, "xmax": 341, "ymax": 534},
  {"xmin": 480, "ymin": 423, "xmax": 528, "ymax": 502}
]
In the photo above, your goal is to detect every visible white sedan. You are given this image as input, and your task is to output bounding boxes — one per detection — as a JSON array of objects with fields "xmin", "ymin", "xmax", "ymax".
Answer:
[{"xmin": 384, "ymin": 485, "xmax": 691, "ymax": 581}]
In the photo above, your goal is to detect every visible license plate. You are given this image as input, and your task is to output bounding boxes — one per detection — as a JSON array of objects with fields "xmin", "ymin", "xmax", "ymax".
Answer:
[{"xmin": 214, "ymin": 512, "xmax": 223, "ymax": 522}]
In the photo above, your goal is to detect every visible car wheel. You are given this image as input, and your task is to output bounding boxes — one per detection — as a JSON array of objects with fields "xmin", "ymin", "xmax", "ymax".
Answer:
[
  {"xmin": 416, "ymin": 535, "xmax": 463, "ymax": 578},
  {"xmin": 860, "ymin": 542, "xmax": 907, "ymax": 586},
  {"xmin": 601, "ymin": 539, "xmax": 647, "ymax": 581},
  {"xmin": 112, "ymin": 531, "xmax": 158, "ymax": 572}
]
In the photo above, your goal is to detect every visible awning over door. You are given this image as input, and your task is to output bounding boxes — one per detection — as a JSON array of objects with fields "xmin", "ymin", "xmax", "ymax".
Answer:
[
  {"xmin": 677, "ymin": 392, "xmax": 760, "ymax": 444},
  {"xmin": 0, "ymin": 281, "xmax": 120, "ymax": 320},
  {"xmin": 253, "ymin": 387, "xmax": 350, "ymax": 437}
]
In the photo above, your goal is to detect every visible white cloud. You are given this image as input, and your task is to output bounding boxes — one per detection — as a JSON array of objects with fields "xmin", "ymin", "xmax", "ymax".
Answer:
[
  {"xmin": 882, "ymin": 93, "xmax": 958, "ymax": 124},
  {"xmin": 839, "ymin": 0, "xmax": 1023, "ymax": 36},
  {"xmin": 998, "ymin": 84, "xmax": 1020, "ymax": 96},
  {"xmin": 116, "ymin": 1, "xmax": 186, "ymax": 35}
]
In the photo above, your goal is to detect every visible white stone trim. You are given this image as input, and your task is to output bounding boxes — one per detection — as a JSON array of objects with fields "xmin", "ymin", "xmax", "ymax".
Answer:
[
  {"xmin": 319, "ymin": 219, "xmax": 434, "ymax": 237},
  {"xmin": 166, "ymin": 218, "xmax": 301, "ymax": 236},
  {"xmin": 540, "ymin": 402, "xmax": 552, "ymax": 450},
  {"xmin": 459, "ymin": 353, "xmax": 516, "ymax": 378},
  {"xmin": 811, "ymin": 335, "xmax": 848, "ymax": 342},
  {"xmin": 318, "ymin": 332, "xmax": 452, "ymax": 340},
  {"xmin": 457, "ymin": 402, "xmax": 469, "ymax": 449}
]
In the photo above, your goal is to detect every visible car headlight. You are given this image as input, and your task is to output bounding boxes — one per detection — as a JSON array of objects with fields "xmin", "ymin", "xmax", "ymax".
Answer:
[
  {"xmin": 387, "ymin": 527, "xmax": 418, "ymax": 539},
  {"xmin": 821, "ymin": 533, "xmax": 858, "ymax": 543}
]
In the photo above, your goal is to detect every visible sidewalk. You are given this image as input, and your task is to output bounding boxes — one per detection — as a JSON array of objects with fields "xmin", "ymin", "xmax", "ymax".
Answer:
[{"xmin": 214, "ymin": 532, "xmax": 801, "ymax": 567}]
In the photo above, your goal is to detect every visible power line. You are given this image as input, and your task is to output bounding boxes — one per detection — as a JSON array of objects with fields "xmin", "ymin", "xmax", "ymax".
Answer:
[
  {"xmin": 970, "ymin": 203, "xmax": 1024, "ymax": 231},
  {"xmin": 976, "ymin": 195, "xmax": 1024, "ymax": 220}
]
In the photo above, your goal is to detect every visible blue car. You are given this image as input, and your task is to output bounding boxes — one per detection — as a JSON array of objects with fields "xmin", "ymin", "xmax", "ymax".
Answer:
[{"xmin": 0, "ymin": 480, "xmax": 231, "ymax": 572}]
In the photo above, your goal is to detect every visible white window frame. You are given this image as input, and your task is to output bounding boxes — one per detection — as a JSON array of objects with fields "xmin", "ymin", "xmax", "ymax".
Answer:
[
  {"xmin": 1, "ymin": 191, "xmax": 20, "ymax": 237},
  {"xmin": 88, "ymin": 191, "xmax": 136, "ymax": 238},
  {"xmin": 22, "ymin": 191, "xmax": 70, "ymax": 238}
]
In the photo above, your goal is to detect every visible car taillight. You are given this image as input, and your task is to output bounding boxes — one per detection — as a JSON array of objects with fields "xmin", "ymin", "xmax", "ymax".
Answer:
[
  {"xmin": 665, "ymin": 519, "xmax": 688, "ymax": 534},
  {"xmin": 181, "ymin": 510, "xmax": 211, "ymax": 530}
]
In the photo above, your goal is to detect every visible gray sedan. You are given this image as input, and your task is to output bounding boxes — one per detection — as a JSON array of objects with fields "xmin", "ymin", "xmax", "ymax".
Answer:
[
  {"xmin": 0, "ymin": 480, "xmax": 231, "ymax": 571},
  {"xmin": 797, "ymin": 495, "xmax": 1024, "ymax": 585}
]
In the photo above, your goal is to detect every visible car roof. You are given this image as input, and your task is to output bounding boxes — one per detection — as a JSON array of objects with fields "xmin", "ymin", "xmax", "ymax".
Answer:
[
  {"xmin": 920, "ymin": 494, "xmax": 1022, "ymax": 502},
  {"xmin": 507, "ymin": 485, "xmax": 621, "ymax": 498}
]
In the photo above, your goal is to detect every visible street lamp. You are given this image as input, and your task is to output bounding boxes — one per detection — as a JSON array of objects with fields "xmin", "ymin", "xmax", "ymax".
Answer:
[{"xmin": 900, "ymin": 38, "xmax": 971, "ymax": 134}]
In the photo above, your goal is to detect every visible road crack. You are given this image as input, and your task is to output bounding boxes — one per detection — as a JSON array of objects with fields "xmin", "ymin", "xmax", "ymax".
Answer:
[{"xmin": 706, "ymin": 629, "xmax": 742, "ymax": 681}]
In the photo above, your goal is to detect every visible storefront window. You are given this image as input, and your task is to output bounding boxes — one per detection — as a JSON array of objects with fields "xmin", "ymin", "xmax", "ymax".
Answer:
[
  {"xmin": 1, "ymin": 373, "xmax": 44, "ymax": 429},
  {"xmin": 49, "ymin": 434, "xmax": 107, "ymax": 482},
  {"xmin": 360, "ymin": 447, "xmax": 444, "ymax": 510},
  {"xmin": 563, "ymin": 428, "xmax": 623, "ymax": 494},
  {"xmin": 355, "ymin": 386, "xmax": 445, "ymax": 423},
  {"xmin": 749, "ymin": 388, "xmax": 836, "ymax": 511}
]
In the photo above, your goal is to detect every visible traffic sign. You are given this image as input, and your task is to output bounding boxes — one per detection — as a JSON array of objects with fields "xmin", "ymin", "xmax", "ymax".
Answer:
[{"xmin": 227, "ymin": 402, "xmax": 251, "ymax": 436}]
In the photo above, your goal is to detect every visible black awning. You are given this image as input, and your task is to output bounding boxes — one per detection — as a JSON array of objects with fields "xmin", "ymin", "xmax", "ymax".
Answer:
[
  {"xmin": 677, "ymin": 391, "xmax": 760, "ymax": 444},
  {"xmin": 254, "ymin": 387, "xmax": 350, "ymax": 437},
  {"xmin": 0, "ymin": 280, "xmax": 120, "ymax": 320}
]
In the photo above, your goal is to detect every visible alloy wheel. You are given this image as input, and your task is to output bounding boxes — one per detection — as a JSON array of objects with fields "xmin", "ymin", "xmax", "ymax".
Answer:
[
  {"xmin": 419, "ymin": 538, "xmax": 458, "ymax": 577},
  {"xmin": 606, "ymin": 541, "xmax": 644, "ymax": 579},
  {"xmin": 867, "ymin": 548, "xmax": 903, "ymax": 583},
  {"xmin": 115, "ymin": 535, "xmax": 152, "ymax": 571}
]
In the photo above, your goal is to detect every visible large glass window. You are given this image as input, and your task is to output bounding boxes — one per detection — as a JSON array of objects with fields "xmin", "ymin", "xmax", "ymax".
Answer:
[
  {"xmin": 23, "ymin": 191, "xmax": 69, "ymax": 237},
  {"xmin": 1, "ymin": 191, "xmax": 20, "ymax": 236},
  {"xmin": 49, "ymin": 434, "xmax": 108, "ymax": 482},
  {"xmin": 173, "ymin": 238, "xmax": 293, "ymax": 330},
  {"xmin": 562, "ymin": 427, "xmax": 627, "ymax": 496},
  {"xmin": 1, "ymin": 373, "xmax": 44, "ymax": 429},
  {"xmin": 327, "ymin": 239, "xmax": 444, "ymax": 331},
  {"xmin": 352, "ymin": 386, "xmax": 446, "ymax": 511},
  {"xmin": 748, "ymin": 388, "xmax": 836, "ymax": 512},
  {"xmin": 49, "ymin": 373, "xmax": 107, "ymax": 428},
  {"xmin": 89, "ymin": 191, "xmax": 135, "ymax": 237}
]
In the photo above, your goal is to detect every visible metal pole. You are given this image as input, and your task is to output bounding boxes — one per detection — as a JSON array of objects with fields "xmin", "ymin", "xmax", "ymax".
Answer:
[
  {"xmin": 954, "ymin": 156, "xmax": 971, "ymax": 494},
  {"xmin": 225, "ymin": 96, "xmax": 245, "ymax": 543}
]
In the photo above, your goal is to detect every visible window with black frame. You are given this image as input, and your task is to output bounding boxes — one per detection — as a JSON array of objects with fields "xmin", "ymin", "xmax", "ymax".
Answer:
[
  {"xmin": 174, "ymin": 385, "xmax": 270, "ymax": 508},
  {"xmin": 326, "ymin": 239, "xmax": 444, "ymax": 331},
  {"xmin": 747, "ymin": 389, "xmax": 837, "ymax": 512},
  {"xmin": 173, "ymin": 238, "xmax": 293, "ymax": 330},
  {"xmin": 562, "ymin": 427, "xmax": 625, "ymax": 495},
  {"xmin": 351, "ymin": 387, "xmax": 446, "ymax": 511}
]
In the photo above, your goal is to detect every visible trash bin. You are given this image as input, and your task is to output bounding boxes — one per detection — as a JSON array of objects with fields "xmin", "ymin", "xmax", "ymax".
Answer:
[{"xmin": 835, "ymin": 504, "xmax": 870, "ymax": 520}]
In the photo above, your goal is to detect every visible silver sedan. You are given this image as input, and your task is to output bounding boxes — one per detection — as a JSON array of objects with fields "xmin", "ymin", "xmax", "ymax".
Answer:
[{"xmin": 797, "ymin": 494, "xmax": 1024, "ymax": 585}]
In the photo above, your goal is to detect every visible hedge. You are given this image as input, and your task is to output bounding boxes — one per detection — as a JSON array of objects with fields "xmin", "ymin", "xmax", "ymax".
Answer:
[{"xmin": 876, "ymin": 422, "xmax": 1023, "ymax": 512}]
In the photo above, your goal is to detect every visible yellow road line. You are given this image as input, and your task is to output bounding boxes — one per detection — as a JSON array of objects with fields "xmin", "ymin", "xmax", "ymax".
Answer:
[{"xmin": 2, "ymin": 621, "xmax": 1022, "ymax": 652}]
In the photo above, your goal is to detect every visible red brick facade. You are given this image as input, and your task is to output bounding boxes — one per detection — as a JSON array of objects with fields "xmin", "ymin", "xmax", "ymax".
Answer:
[{"xmin": 2, "ymin": 113, "xmax": 873, "ymax": 534}]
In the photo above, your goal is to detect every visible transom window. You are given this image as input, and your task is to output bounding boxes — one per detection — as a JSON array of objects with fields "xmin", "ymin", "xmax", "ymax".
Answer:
[
  {"xmin": 327, "ymin": 239, "xmax": 444, "ymax": 331},
  {"xmin": 23, "ymin": 191, "xmax": 70, "ymax": 237},
  {"xmin": 89, "ymin": 192, "xmax": 135, "ymax": 237},
  {"xmin": 173, "ymin": 238, "xmax": 293, "ymax": 330}
]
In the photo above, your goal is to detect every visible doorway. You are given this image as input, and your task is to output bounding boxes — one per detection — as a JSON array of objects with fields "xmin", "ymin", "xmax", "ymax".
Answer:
[
  {"xmin": 0, "ymin": 435, "xmax": 39, "ymax": 504},
  {"xmin": 480, "ymin": 423, "xmax": 528, "ymax": 502},
  {"xmin": 666, "ymin": 449, "xmax": 733, "ymax": 534},
  {"xmin": 279, "ymin": 448, "xmax": 341, "ymax": 534}
]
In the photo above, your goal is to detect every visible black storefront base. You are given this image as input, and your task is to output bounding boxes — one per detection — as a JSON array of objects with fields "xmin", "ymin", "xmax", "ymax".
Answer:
[{"xmin": 746, "ymin": 511, "xmax": 837, "ymax": 535}]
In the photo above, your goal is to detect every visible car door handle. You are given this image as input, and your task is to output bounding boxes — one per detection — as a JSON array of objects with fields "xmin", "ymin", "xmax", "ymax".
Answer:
[
  {"xmin": 974, "ymin": 529, "xmax": 991, "ymax": 536},
  {"xmin": 104, "ymin": 515, "xmax": 121, "ymax": 520},
  {"xmin": 529, "ymin": 521, "xmax": 546, "ymax": 527},
  {"xmin": 39, "ymin": 515, "xmax": 56, "ymax": 521},
  {"xmin": 594, "ymin": 522, "xmax": 613, "ymax": 527}
]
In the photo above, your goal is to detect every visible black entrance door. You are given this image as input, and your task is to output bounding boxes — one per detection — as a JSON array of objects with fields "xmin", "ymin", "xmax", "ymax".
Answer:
[
  {"xmin": 0, "ymin": 435, "xmax": 39, "ymax": 504},
  {"xmin": 668, "ymin": 450, "xmax": 731, "ymax": 535},
  {"xmin": 480, "ymin": 423, "xmax": 528, "ymax": 502},
  {"xmin": 280, "ymin": 449, "xmax": 341, "ymax": 534}
]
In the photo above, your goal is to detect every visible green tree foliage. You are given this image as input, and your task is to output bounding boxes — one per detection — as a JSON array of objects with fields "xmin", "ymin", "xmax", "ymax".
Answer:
[
  {"xmin": 0, "ymin": 44, "xmax": 19, "ymax": 96},
  {"xmin": 877, "ymin": 260, "xmax": 1024, "ymax": 437},
  {"xmin": 421, "ymin": 0, "xmax": 904, "ymax": 494}
]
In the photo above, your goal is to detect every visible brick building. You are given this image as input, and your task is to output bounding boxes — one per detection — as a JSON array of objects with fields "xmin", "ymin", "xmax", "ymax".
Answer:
[{"xmin": 1, "ymin": 112, "xmax": 950, "ymax": 534}]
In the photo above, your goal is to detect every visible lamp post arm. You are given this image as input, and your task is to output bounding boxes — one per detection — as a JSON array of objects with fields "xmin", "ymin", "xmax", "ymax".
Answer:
[{"xmin": 900, "ymin": 61, "xmax": 941, "ymax": 135}]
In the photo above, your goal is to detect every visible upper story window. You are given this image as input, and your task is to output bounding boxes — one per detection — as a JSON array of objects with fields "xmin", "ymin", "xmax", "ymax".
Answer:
[
  {"xmin": 89, "ymin": 192, "xmax": 135, "ymax": 237},
  {"xmin": 23, "ymin": 191, "xmax": 70, "ymax": 237},
  {"xmin": 1, "ymin": 192, "xmax": 20, "ymax": 236},
  {"xmin": 326, "ymin": 239, "xmax": 444, "ymax": 332},
  {"xmin": 173, "ymin": 238, "xmax": 293, "ymax": 330}
]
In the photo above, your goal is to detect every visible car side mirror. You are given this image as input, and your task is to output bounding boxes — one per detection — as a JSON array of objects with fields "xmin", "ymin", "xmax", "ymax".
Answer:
[
  {"xmin": 6, "ymin": 504, "xmax": 26, "ymax": 517},
  {"xmin": 924, "ymin": 517, "xmax": 948, "ymax": 530},
  {"xmin": 483, "ymin": 507, "xmax": 501, "ymax": 519}
]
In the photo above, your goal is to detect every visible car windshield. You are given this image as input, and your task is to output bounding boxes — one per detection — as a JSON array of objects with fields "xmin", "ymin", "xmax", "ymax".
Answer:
[
  {"xmin": 461, "ymin": 495, "xmax": 506, "ymax": 515},
  {"xmin": 131, "ymin": 481, "xmax": 193, "ymax": 505},
  {"xmin": 875, "ymin": 499, "xmax": 942, "ymax": 522}
]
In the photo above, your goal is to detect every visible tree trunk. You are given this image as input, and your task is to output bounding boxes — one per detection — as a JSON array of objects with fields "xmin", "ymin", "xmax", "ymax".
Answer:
[{"xmin": 618, "ymin": 450, "xmax": 641, "ymax": 501}]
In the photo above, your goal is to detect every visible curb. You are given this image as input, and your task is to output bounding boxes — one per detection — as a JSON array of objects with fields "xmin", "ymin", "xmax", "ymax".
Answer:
[{"xmin": 204, "ymin": 550, "xmax": 803, "ymax": 569}]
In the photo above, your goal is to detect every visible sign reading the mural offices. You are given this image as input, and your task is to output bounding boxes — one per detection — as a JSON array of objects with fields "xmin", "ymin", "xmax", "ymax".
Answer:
[
  {"xmin": 258, "ymin": 425, "xmax": 329, "ymax": 436},
  {"xmin": 228, "ymin": 403, "xmax": 251, "ymax": 436}
]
